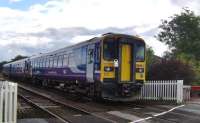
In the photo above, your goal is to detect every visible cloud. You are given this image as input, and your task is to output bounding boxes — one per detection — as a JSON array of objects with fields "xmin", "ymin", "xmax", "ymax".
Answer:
[
  {"xmin": 0, "ymin": 0, "xmax": 200, "ymax": 61},
  {"xmin": 9, "ymin": 0, "xmax": 22, "ymax": 3},
  {"xmin": 0, "ymin": 25, "xmax": 168, "ymax": 61}
]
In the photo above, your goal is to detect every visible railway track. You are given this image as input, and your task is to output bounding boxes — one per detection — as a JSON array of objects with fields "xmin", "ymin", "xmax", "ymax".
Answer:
[
  {"xmin": 18, "ymin": 82, "xmax": 197, "ymax": 123},
  {"xmin": 18, "ymin": 85, "xmax": 116, "ymax": 123},
  {"xmin": 18, "ymin": 83, "xmax": 176, "ymax": 123}
]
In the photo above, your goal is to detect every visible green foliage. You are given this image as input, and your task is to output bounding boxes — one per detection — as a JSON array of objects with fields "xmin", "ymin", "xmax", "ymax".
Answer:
[
  {"xmin": 0, "ymin": 55, "xmax": 27, "ymax": 73},
  {"xmin": 146, "ymin": 46, "xmax": 155, "ymax": 68},
  {"xmin": 0, "ymin": 61, "xmax": 8, "ymax": 73},
  {"xmin": 11, "ymin": 55, "xmax": 27, "ymax": 62},
  {"xmin": 146, "ymin": 46, "xmax": 155, "ymax": 79},
  {"xmin": 157, "ymin": 8, "xmax": 200, "ymax": 84},
  {"xmin": 177, "ymin": 53, "xmax": 200, "ymax": 82},
  {"xmin": 157, "ymin": 8, "xmax": 200, "ymax": 60}
]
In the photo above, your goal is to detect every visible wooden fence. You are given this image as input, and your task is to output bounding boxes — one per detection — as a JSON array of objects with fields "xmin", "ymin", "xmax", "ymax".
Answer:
[
  {"xmin": 138, "ymin": 80, "xmax": 190, "ymax": 103},
  {"xmin": 0, "ymin": 81, "xmax": 17, "ymax": 123}
]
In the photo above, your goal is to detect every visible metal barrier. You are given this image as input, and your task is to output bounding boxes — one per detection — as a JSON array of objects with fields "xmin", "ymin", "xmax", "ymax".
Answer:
[
  {"xmin": 138, "ymin": 80, "xmax": 190, "ymax": 103},
  {"xmin": 0, "ymin": 81, "xmax": 17, "ymax": 123}
]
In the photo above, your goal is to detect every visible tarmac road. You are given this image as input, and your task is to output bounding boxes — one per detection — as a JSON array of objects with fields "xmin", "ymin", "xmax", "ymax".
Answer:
[
  {"xmin": 100, "ymin": 98, "xmax": 200, "ymax": 123},
  {"xmin": 18, "ymin": 98, "xmax": 200, "ymax": 123}
]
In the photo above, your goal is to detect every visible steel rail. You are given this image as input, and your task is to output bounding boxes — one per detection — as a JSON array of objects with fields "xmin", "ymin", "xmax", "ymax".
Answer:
[
  {"xmin": 18, "ymin": 94, "xmax": 70, "ymax": 123},
  {"xmin": 18, "ymin": 85, "xmax": 116, "ymax": 123}
]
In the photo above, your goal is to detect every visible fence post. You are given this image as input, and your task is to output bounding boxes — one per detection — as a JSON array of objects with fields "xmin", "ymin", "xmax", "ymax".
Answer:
[
  {"xmin": 177, "ymin": 80, "xmax": 183, "ymax": 104},
  {"xmin": 0, "ymin": 81, "xmax": 18, "ymax": 123},
  {"xmin": 0, "ymin": 82, "xmax": 3, "ymax": 123},
  {"xmin": 13, "ymin": 83, "xmax": 18, "ymax": 123}
]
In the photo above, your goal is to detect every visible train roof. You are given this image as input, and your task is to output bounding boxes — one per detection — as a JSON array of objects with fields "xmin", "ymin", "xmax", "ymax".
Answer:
[{"xmin": 4, "ymin": 33, "xmax": 145, "ymax": 65}]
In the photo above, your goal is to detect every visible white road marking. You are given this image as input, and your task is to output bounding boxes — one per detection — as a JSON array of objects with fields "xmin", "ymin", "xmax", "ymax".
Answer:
[
  {"xmin": 108, "ymin": 111, "xmax": 142, "ymax": 121},
  {"xmin": 130, "ymin": 105, "xmax": 185, "ymax": 123}
]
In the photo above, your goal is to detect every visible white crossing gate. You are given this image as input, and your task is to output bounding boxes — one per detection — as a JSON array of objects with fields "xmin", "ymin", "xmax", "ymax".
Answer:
[
  {"xmin": 0, "ymin": 81, "xmax": 17, "ymax": 123},
  {"xmin": 138, "ymin": 80, "xmax": 190, "ymax": 103}
]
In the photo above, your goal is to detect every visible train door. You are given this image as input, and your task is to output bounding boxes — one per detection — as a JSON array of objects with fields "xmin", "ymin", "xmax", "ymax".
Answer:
[
  {"xmin": 25, "ymin": 59, "xmax": 32, "ymax": 77},
  {"xmin": 120, "ymin": 44, "xmax": 132, "ymax": 82},
  {"xmin": 9, "ymin": 64, "xmax": 12, "ymax": 77},
  {"xmin": 86, "ymin": 44, "xmax": 95, "ymax": 82}
]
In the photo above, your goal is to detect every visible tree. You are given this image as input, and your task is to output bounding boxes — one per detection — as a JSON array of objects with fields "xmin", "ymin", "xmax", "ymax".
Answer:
[
  {"xmin": 146, "ymin": 47, "xmax": 155, "ymax": 79},
  {"xmin": 0, "ymin": 55, "xmax": 28, "ymax": 73},
  {"xmin": 11, "ymin": 55, "xmax": 28, "ymax": 62},
  {"xmin": 156, "ymin": 8, "xmax": 200, "ymax": 83},
  {"xmin": 0, "ymin": 61, "xmax": 8, "ymax": 73},
  {"xmin": 146, "ymin": 47, "xmax": 155, "ymax": 68},
  {"xmin": 157, "ymin": 8, "xmax": 200, "ymax": 60},
  {"xmin": 148, "ymin": 59, "xmax": 195, "ymax": 85}
]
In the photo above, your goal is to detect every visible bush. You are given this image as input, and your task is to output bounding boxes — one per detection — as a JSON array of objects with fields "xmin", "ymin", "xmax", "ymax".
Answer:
[{"xmin": 148, "ymin": 59, "xmax": 195, "ymax": 85}]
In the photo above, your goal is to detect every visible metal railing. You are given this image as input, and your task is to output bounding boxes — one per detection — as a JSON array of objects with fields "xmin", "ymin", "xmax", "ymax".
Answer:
[
  {"xmin": 0, "ymin": 81, "xmax": 17, "ymax": 123},
  {"xmin": 138, "ymin": 80, "xmax": 190, "ymax": 103}
]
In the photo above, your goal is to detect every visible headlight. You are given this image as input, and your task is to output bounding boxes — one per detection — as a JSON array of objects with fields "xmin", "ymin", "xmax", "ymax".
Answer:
[
  {"xmin": 104, "ymin": 67, "xmax": 114, "ymax": 72},
  {"xmin": 136, "ymin": 68, "xmax": 144, "ymax": 73}
]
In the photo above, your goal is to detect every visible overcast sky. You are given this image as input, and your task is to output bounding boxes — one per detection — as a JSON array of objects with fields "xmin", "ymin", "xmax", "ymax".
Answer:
[{"xmin": 0, "ymin": 0, "xmax": 199, "ymax": 61}]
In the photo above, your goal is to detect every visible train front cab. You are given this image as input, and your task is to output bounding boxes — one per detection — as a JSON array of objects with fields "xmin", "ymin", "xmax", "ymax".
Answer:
[{"xmin": 100, "ymin": 35, "xmax": 145, "ymax": 101}]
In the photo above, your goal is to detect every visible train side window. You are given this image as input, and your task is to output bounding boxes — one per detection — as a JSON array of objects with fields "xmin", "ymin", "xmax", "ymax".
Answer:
[
  {"xmin": 36, "ymin": 60, "xmax": 38, "ymax": 68},
  {"xmin": 49, "ymin": 57, "xmax": 53, "ymax": 68},
  {"xmin": 47, "ymin": 58, "xmax": 50, "ymax": 68},
  {"xmin": 63, "ymin": 54, "xmax": 68, "ymax": 66},
  {"xmin": 40, "ymin": 59, "xmax": 43, "ymax": 68},
  {"xmin": 43, "ymin": 58, "xmax": 45, "ymax": 68},
  {"xmin": 81, "ymin": 47, "xmax": 87, "ymax": 64},
  {"xmin": 38, "ymin": 59, "xmax": 40, "ymax": 68},
  {"xmin": 44, "ymin": 58, "xmax": 47, "ymax": 68},
  {"xmin": 43, "ymin": 58, "xmax": 46, "ymax": 68},
  {"xmin": 69, "ymin": 53, "xmax": 74, "ymax": 66},
  {"xmin": 47, "ymin": 58, "xmax": 49, "ymax": 68},
  {"xmin": 34, "ymin": 60, "xmax": 36, "ymax": 68},
  {"xmin": 42, "ymin": 58, "xmax": 45, "ymax": 68},
  {"xmin": 39, "ymin": 59, "xmax": 42, "ymax": 68},
  {"xmin": 32, "ymin": 60, "xmax": 35, "ymax": 69},
  {"xmin": 37, "ymin": 59, "xmax": 39, "ymax": 68},
  {"xmin": 58, "ymin": 55, "xmax": 63, "ymax": 67},
  {"xmin": 53, "ymin": 56, "xmax": 58, "ymax": 67},
  {"xmin": 75, "ymin": 48, "xmax": 82, "ymax": 65},
  {"xmin": 33, "ymin": 61, "xmax": 35, "ymax": 69}
]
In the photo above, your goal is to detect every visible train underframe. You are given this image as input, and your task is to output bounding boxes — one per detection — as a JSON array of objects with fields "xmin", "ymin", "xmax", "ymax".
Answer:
[{"xmin": 5, "ymin": 74, "xmax": 143, "ymax": 101}]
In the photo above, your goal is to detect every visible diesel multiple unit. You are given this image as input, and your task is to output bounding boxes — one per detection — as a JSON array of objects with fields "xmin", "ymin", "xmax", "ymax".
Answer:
[{"xmin": 3, "ymin": 33, "xmax": 146, "ymax": 101}]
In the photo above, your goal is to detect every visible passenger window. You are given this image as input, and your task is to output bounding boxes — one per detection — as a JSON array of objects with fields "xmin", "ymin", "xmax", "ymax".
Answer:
[
  {"xmin": 45, "ymin": 58, "xmax": 48, "ymax": 68},
  {"xmin": 53, "ymin": 56, "xmax": 58, "ymax": 67},
  {"xmin": 41, "ymin": 59, "xmax": 44, "ymax": 68},
  {"xmin": 36, "ymin": 59, "xmax": 39, "ymax": 68},
  {"xmin": 40, "ymin": 59, "xmax": 42, "ymax": 68},
  {"xmin": 50, "ymin": 57, "xmax": 53, "ymax": 68},
  {"xmin": 69, "ymin": 53, "xmax": 73, "ymax": 66},
  {"xmin": 81, "ymin": 47, "xmax": 87, "ymax": 64},
  {"xmin": 58, "ymin": 55, "xmax": 63, "ymax": 67},
  {"xmin": 43, "ymin": 58, "xmax": 46, "ymax": 68},
  {"xmin": 63, "ymin": 54, "xmax": 68, "ymax": 66}
]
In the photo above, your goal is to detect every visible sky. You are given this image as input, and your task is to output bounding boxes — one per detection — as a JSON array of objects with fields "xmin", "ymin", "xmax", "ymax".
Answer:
[{"xmin": 0, "ymin": 0, "xmax": 199, "ymax": 61}]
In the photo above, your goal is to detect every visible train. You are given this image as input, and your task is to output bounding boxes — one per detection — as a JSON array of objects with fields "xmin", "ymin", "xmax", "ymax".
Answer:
[{"xmin": 3, "ymin": 33, "xmax": 146, "ymax": 101}]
